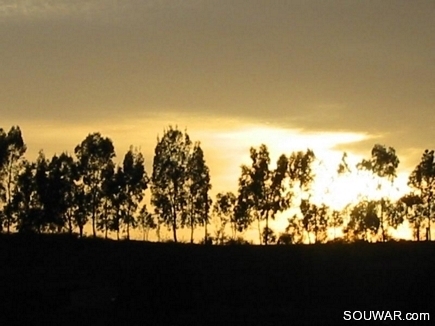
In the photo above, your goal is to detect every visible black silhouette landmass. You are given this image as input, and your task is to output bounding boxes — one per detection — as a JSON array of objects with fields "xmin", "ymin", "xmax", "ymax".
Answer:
[{"xmin": 0, "ymin": 234, "xmax": 433, "ymax": 325}]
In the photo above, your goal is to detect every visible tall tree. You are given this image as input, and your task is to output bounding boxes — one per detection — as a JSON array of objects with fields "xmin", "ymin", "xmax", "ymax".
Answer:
[
  {"xmin": 99, "ymin": 160, "xmax": 117, "ymax": 239},
  {"xmin": 121, "ymin": 147, "xmax": 149, "ymax": 239},
  {"xmin": 300, "ymin": 200, "xmax": 329, "ymax": 244},
  {"xmin": 137, "ymin": 205, "xmax": 156, "ymax": 241},
  {"xmin": 0, "ymin": 126, "xmax": 26, "ymax": 233},
  {"xmin": 186, "ymin": 142, "xmax": 212, "ymax": 243},
  {"xmin": 46, "ymin": 153, "xmax": 78, "ymax": 234},
  {"xmin": 151, "ymin": 126, "xmax": 191, "ymax": 243},
  {"xmin": 408, "ymin": 149, "xmax": 435, "ymax": 241},
  {"xmin": 75, "ymin": 133, "xmax": 115, "ymax": 238},
  {"xmin": 345, "ymin": 200, "xmax": 380, "ymax": 242},
  {"xmin": 357, "ymin": 144, "xmax": 399, "ymax": 242},
  {"xmin": 238, "ymin": 145, "xmax": 289, "ymax": 245},
  {"xmin": 213, "ymin": 192, "xmax": 237, "ymax": 242},
  {"xmin": 400, "ymin": 193, "xmax": 424, "ymax": 241},
  {"xmin": 11, "ymin": 160, "xmax": 40, "ymax": 233}
]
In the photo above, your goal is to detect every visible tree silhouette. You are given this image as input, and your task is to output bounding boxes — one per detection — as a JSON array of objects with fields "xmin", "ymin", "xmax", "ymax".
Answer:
[
  {"xmin": 121, "ymin": 147, "xmax": 149, "ymax": 240},
  {"xmin": 409, "ymin": 149, "xmax": 435, "ymax": 241},
  {"xmin": 47, "ymin": 153, "xmax": 78, "ymax": 234},
  {"xmin": 400, "ymin": 193, "xmax": 424, "ymax": 241},
  {"xmin": 137, "ymin": 205, "xmax": 156, "ymax": 241},
  {"xmin": 329, "ymin": 209, "xmax": 344, "ymax": 241},
  {"xmin": 151, "ymin": 126, "xmax": 191, "ymax": 243},
  {"xmin": 185, "ymin": 142, "xmax": 211, "ymax": 243},
  {"xmin": 345, "ymin": 200, "xmax": 380, "ymax": 242},
  {"xmin": 234, "ymin": 167, "xmax": 255, "ymax": 237},
  {"xmin": 0, "ymin": 126, "xmax": 26, "ymax": 233},
  {"xmin": 12, "ymin": 160, "xmax": 39, "ymax": 233},
  {"xmin": 283, "ymin": 214, "xmax": 304, "ymax": 244},
  {"xmin": 237, "ymin": 145, "xmax": 289, "ymax": 245},
  {"xmin": 212, "ymin": 192, "xmax": 236, "ymax": 243},
  {"xmin": 300, "ymin": 200, "xmax": 328, "ymax": 244},
  {"xmin": 357, "ymin": 144, "xmax": 399, "ymax": 242},
  {"xmin": 99, "ymin": 160, "xmax": 117, "ymax": 239},
  {"xmin": 75, "ymin": 133, "xmax": 115, "ymax": 238}
]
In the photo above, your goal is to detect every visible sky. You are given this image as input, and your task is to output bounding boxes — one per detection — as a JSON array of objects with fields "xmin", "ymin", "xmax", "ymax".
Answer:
[{"xmin": 1, "ymin": 0, "xmax": 434, "ymax": 240}]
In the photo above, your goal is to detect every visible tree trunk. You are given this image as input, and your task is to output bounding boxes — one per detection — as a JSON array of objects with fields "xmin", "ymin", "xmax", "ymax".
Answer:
[
  {"xmin": 190, "ymin": 222, "xmax": 194, "ymax": 244},
  {"xmin": 204, "ymin": 221, "xmax": 207, "ymax": 244},
  {"xmin": 265, "ymin": 215, "xmax": 269, "ymax": 245},
  {"xmin": 428, "ymin": 194, "xmax": 432, "ymax": 241},
  {"xmin": 68, "ymin": 213, "xmax": 73, "ymax": 235},
  {"xmin": 257, "ymin": 214, "xmax": 261, "ymax": 245},
  {"xmin": 380, "ymin": 199, "xmax": 385, "ymax": 242},
  {"xmin": 172, "ymin": 212, "xmax": 178, "ymax": 243}
]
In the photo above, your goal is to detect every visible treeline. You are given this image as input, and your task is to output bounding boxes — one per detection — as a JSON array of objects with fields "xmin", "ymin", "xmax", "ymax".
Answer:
[{"xmin": 0, "ymin": 125, "xmax": 434, "ymax": 244}]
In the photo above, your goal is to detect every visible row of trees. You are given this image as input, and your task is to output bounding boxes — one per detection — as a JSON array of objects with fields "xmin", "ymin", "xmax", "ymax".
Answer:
[{"xmin": 1, "ymin": 125, "xmax": 435, "ymax": 244}]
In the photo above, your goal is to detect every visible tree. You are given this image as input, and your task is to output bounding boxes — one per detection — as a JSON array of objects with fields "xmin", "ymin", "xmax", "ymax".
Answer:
[
  {"xmin": 288, "ymin": 149, "xmax": 316, "ymax": 198},
  {"xmin": 75, "ymin": 133, "xmax": 115, "ymax": 238},
  {"xmin": 47, "ymin": 153, "xmax": 78, "ymax": 234},
  {"xmin": 99, "ymin": 160, "xmax": 117, "ymax": 239},
  {"xmin": 137, "ymin": 205, "xmax": 156, "ymax": 241},
  {"xmin": 400, "ymin": 193, "xmax": 424, "ymax": 241},
  {"xmin": 0, "ymin": 126, "xmax": 26, "ymax": 233},
  {"xmin": 357, "ymin": 144, "xmax": 399, "ymax": 242},
  {"xmin": 212, "ymin": 192, "xmax": 236, "ymax": 243},
  {"xmin": 106, "ymin": 166, "xmax": 127, "ymax": 240},
  {"xmin": 328, "ymin": 209, "xmax": 344, "ymax": 241},
  {"xmin": 185, "ymin": 143, "xmax": 212, "ymax": 243},
  {"xmin": 121, "ymin": 147, "xmax": 149, "ymax": 240},
  {"xmin": 11, "ymin": 160, "xmax": 40, "ymax": 233},
  {"xmin": 300, "ymin": 200, "xmax": 329, "ymax": 244},
  {"xmin": 345, "ymin": 200, "xmax": 380, "ymax": 242},
  {"xmin": 237, "ymin": 145, "xmax": 289, "ymax": 245},
  {"xmin": 408, "ymin": 149, "xmax": 435, "ymax": 241},
  {"xmin": 286, "ymin": 149, "xmax": 316, "ymax": 244},
  {"xmin": 283, "ymin": 214, "xmax": 304, "ymax": 244},
  {"xmin": 151, "ymin": 126, "xmax": 192, "ymax": 243}
]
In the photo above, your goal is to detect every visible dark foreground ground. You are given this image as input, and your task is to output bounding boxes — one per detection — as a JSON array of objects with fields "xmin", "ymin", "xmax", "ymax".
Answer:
[{"xmin": 0, "ymin": 235, "xmax": 434, "ymax": 325}]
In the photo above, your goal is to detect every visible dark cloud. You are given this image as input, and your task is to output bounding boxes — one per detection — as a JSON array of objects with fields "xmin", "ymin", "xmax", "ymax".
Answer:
[{"xmin": 1, "ymin": 0, "xmax": 434, "ymax": 161}]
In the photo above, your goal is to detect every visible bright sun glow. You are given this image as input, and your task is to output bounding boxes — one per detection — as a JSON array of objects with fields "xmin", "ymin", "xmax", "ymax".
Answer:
[{"xmin": 14, "ymin": 115, "xmax": 413, "ymax": 242}]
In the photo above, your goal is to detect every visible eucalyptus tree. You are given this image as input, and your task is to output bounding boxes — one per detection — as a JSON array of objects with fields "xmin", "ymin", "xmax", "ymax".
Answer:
[
  {"xmin": 47, "ymin": 152, "xmax": 78, "ymax": 234},
  {"xmin": 11, "ymin": 160, "xmax": 39, "ymax": 233},
  {"xmin": 286, "ymin": 149, "xmax": 316, "ymax": 243},
  {"xmin": 106, "ymin": 166, "xmax": 127, "ymax": 240},
  {"xmin": 300, "ymin": 200, "xmax": 329, "ymax": 244},
  {"xmin": 151, "ymin": 126, "xmax": 192, "ymax": 243},
  {"xmin": 137, "ymin": 205, "xmax": 156, "ymax": 241},
  {"xmin": 121, "ymin": 147, "xmax": 149, "ymax": 239},
  {"xmin": 75, "ymin": 133, "xmax": 115, "ymax": 238},
  {"xmin": 345, "ymin": 200, "xmax": 380, "ymax": 242},
  {"xmin": 99, "ymin": 160, "xmax": 116, "ymax": 238},
  {"xmin": 357, "ymin": 144, "xmax": 399, "ymax": 242},
  {"xmin": 71, "ymin": 184, "xmax": 89, "ymax": 238},
  {"xmin": 328, "ymin": 209, "xmax": 344, "ymax": 241},
  {"xmin": 283, "ymin": 214, "xmax": 304, "ymax": 244},
  {"xmin": 185, "ymin": 142, "xmax": 211, "ymax": 243},
  {"xmin": 237, "ymin": 144, "xmax": 289, "ymax": 245},
  {"xmin": 408, "ymin": 149, "xmax": 435, "ymax": 241},
  {"xmin": 213, "ymin": 192, "xmax": 237, "ymax": 242},
  {"xmin": 233, "ymin": 168, "xmax": 255, "ymax": 239},
  {"xmin": 400, "ymin": 193, "xmax": 424, "ymax": 241},
  {"xmin": 288, "ymin": 149, "xmax": 316, "ymax": 198},
  {"xmin": 0, "ymin": 126, "xmax": 26, "ymax": 233}
]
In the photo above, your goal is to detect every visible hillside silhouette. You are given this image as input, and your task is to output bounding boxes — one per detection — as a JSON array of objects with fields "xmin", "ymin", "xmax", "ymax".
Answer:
[{"xmin": 0, "ymin": 234, "xmax": 433, "ymax": 325}]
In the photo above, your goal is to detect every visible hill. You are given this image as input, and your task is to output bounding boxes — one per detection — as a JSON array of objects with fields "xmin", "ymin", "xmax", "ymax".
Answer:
[{"xmin": 0, "ymin": 235, "xmax": 433, "ymax": 325}]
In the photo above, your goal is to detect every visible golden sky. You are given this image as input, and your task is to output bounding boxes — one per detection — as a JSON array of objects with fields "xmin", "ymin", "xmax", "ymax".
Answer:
[{"xmin": 1, "ymin": 1, "xmax": 434, "ymax": 240}]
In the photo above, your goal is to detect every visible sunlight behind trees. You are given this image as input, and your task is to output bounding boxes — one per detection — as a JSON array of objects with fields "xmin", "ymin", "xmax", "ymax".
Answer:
[{"xmin": 0, "ymin": 122, "xmax": 422, "ymax": 244}]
